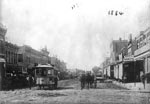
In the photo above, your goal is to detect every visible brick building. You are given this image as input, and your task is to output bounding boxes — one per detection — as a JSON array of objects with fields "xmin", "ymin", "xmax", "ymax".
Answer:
[
  {"xmin": 18, "ymin": 45, "xmax": 50, "ymax": 73},
  {"xmin": 4, "ymin": 41, "xmax": 20, "ymax": 74},
  {"xmin": 0, "ymin": 23, "xmax": 7, "ymax": 90}
]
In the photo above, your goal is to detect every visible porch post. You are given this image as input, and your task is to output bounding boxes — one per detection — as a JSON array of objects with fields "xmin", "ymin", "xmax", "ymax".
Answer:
[{"xmin": 134, "ymin": 60, "xmax": 136, "ymax": 86}]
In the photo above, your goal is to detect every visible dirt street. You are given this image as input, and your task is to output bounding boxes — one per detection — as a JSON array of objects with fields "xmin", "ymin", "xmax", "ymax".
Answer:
[{"xmin": 0, "ymin": 79, "xmax": 150, "ymax": 104}]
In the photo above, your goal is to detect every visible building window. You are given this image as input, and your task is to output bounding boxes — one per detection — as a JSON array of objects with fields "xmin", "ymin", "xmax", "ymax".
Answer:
[
  {"xmin": 18, "ymin": 54, "xmax": 23, "ymax": 62},
  {"xmin": 11, "ymin": 52, "xmax": 13, "ymax": 64},
  {"xmin": 14, "ymin": 53, "xmax": 16, "ymax": 64},
  {"xmin": 5, "ymin": 50, "xmax": 8, "ymax": 62},
  {"xmin": 12, "ymin": 52, "xmax": 14, "ymax": 64},
  {"xmin": 9, "ymin": 51, "xmax": 11, "ymax": 63}
]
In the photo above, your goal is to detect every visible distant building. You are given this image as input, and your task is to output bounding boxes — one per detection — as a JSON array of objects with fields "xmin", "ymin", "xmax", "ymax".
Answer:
[
  {"xmin": 102, "ymin": 57, "xmax": 110, "ymax": 78},
  {"xmin": 110, "ymin": 38, "xmax": 128, "ymax": 64},
  {"xmin": 108, "ymin": 38, "xmax": 128, "ymax": 79},
  {"xmin": 50, "ymin": 56, "xmax": 67, "ymax": 72},
  {"xmin": 40, "ymin": 46, "xmax": 50, "ymax": 64},
  {"xmin": 41, "ymin": 46, "xmax": 49, "ymax": 56}
]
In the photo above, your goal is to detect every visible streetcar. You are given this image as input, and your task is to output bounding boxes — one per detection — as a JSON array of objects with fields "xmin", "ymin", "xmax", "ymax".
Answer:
[{"xmin": 34, "ymin": 64, "xmax": 59, "ymax": 89}]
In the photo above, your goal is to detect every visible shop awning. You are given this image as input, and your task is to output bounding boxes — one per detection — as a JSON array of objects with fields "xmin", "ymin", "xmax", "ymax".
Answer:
[{"xmin": 134, "ymin": 51, "xmax": 150, "ymax": 60}]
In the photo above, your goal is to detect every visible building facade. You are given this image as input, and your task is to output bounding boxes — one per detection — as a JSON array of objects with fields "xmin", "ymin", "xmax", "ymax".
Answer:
[
  {"xmin": 110, "ymin": 38, "xmax": 128, "ymax": 64},
  {"xmin": 0, "ymin": 23, "xmax": 7, "ymax": 90},
  {"xmin": 18, "ymin": 45, "xmax": 50, "ymax": 73},
  {"xmin": 0, "ymin": 23, "xmax": 6, "ymax": 57},
  {"xmin": 109, "ymin": 38, "xmax": 128, "ymax": 80},
  {"xmin": 134, "ymin": 27, "xmax": 150, "ymax": 89},
  {"xmin": 102, "ymin": 57, "xmax": 110, "ymax": 78},
  {"xmin": 5, "ymin": 42, "xmax": 20, "ymax": 74}
]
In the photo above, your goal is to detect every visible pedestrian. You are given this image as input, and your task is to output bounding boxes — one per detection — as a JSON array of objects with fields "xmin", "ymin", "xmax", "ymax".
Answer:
[
  {"xmin": 90, "ymin": 73, "xmax": 94, "ymax": 88},
  {"xmin": 86, "ymin": 73, "xmax": 91, "ymax": 89},
  {"xmin": 11, "ymin": 73, "xmax": 15, "ymax": 91},
  {"xmin": 94, "ymin": 74, "xmax": 97, "ymax": 88},
  {"xmin": 140, "ymin": 71, "xmax": 145, "ymax": 89},
  {"xmin": 80, "ymin": 73, "xmax": 86, "ymax": 90},
  {"xmin": 28, "ymin": 74, "xmax": 33, "ymax": 90},
  {"xmin": 123, "ymin": 73, "xmax": 127, "ymax": 83},
  {"xmin": 54, "ymin": 76, "xmax": 59, "ymax": 89}
]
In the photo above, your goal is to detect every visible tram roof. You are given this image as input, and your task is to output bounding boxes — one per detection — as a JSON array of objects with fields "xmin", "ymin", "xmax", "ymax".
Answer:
[{"xmin": 36, "ymin": 64, "xmax": 53, "ymax": 68}]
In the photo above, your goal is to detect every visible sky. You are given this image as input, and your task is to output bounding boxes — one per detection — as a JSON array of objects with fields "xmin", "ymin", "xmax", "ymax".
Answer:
[{"xmin": 1, "ymin": 0, "xmax": 150, "ymax": 70}]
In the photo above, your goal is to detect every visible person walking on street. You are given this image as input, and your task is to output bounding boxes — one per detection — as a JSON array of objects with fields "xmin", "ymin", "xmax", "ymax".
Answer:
[
  {"xmin": 94, "ymin": 74, "xmax": 97, "ymax": 88},
  {"xmin": 11, "ymin": 73, "xmax": 15, "ymax": 91},
  {"xmin": 140, "ymin": 71, "xmax": 145, "ymax": 89},
  {"xmin": 80, "ymin": 73, "xmax": 86, "ymax": 90},
  {"xmin": 28, "ymin": 74, "xmax": 33, "ymax": 90},
  {"xmin": 54, "ymin": 76, "xmax": 59, "ymax": 89},
  {"xmin": 85, "ymin": 72, "xmax": 90, "ymax": 89}
]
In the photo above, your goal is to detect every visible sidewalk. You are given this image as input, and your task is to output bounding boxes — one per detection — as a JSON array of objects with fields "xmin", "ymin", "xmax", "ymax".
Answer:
[{"xmin": 112, "ymin": 80, "xmax": 150, "ymax": 92}]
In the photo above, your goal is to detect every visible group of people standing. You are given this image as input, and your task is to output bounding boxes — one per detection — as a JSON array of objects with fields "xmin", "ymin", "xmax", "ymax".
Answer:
[
  {"xmin": 79, "ymin": 72, "xmax": 97, "ymax": 90},
  {"xmin": 26, "ymin": 74, "xmax": 35, "ymax": 90}
]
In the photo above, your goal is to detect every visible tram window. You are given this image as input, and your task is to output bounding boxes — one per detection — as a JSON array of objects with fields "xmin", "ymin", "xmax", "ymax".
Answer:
[
  {"xmin": 48, "ymin": 69, "xmax": 54, "ymax": 75},
  {"xmin": 48, "ymin": 70, "xmax": 53, "ymax": 75},
  {"xmin": 41, "ymin": 69, "xmax": 47, "ymax": 76},
  {"xmin": 54, "ymin": 70, "xmax": 57, "ymax": 75},
  {"xmin": 48, "ymin": 70, "xmax": 51, "ymax": 74},
  {"xmin": 52, "ymin": 70, "xmax": 54, "ymax": 74},
  {"xmin": 36, "ymin": 69, "xmax": 39, "ymax": 74},
  {"xmin": 44, "ymin": 70, "xmax": 47, "ymax": 75},
  {"xmin": 36, "ymin": 69, "xmax": 41, "ymax": 75}
]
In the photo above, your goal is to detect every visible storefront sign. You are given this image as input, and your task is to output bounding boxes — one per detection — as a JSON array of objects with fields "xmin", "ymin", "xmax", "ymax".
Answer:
[{"xmin": 124, "ymin": 56, "xmax": 134, "ymax": 62}]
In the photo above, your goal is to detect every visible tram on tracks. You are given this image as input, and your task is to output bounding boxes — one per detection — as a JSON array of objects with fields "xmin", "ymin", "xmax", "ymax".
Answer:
[{"xmin": 34, "ymin": 64, "xmax": 59, "ymax": 89}]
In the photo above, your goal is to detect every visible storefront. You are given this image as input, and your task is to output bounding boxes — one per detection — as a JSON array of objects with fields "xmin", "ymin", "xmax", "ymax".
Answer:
[
  {"xmin": 134, "ymin": 44, "xmax": 150, "ymax": 89},
  {"xmin": 0, "ymin": 58, "xmax": 5, "ymax": 90}
]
